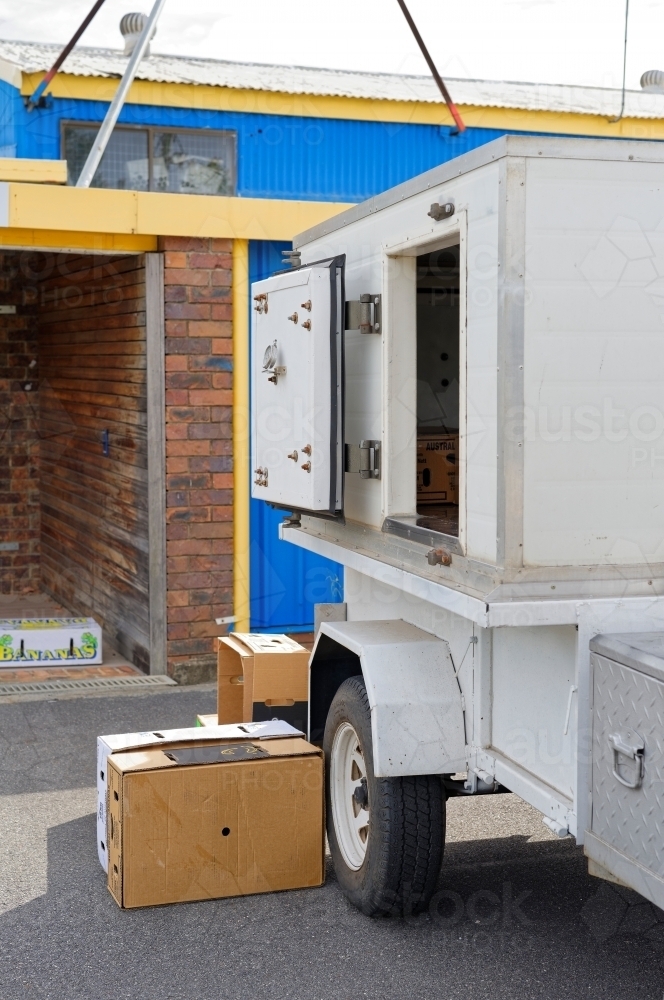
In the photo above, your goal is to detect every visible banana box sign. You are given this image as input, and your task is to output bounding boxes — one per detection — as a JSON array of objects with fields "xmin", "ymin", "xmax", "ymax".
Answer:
[{"xmin": 0, "ymin": 617, "xmax": 102, "ymax": 665}]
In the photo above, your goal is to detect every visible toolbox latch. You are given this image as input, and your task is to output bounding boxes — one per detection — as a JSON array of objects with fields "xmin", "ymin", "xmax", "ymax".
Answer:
[{"xmin": 608, "ymin": 729, "xmax": 645, "ymax": 789}]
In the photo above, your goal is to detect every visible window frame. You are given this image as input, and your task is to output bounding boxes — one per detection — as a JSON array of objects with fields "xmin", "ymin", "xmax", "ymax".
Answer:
[{"xmin": 60, "ymin": 120, "xmax": 238, "ymax": 196}]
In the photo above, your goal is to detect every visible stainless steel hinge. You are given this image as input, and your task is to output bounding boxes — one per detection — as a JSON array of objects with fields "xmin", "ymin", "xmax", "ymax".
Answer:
[
  {"xmin": 344, "ymin": 440, "xmax": 381, "ymax": 479},
  {"xmin": 345, "ymin": 294, "xmax": 381, "ymax": 334}
]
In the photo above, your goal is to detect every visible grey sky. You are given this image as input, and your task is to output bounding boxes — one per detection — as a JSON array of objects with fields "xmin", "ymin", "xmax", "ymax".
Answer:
[{"xmin": 0, "ymin": 0, "xmax": 662, "ymax": 91}]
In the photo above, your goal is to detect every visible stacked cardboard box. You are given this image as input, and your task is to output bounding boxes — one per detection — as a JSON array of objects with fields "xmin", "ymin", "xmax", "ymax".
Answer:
[{"xmin": 217, "ymin": 633, "xmax": 310, "ymax": 734}]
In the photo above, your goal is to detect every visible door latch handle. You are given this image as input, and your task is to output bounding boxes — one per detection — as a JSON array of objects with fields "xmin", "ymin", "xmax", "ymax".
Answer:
[{"xmin": 608, "ymin": 729, "xmax": 644, "ymax": 789}]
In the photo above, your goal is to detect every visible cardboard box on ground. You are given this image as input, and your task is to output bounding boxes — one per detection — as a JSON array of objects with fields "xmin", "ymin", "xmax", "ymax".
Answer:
[
  {"xmin": 217, "ymin": 633, "xmax": 310, "ymax": 733},
  {"xmin": 416, "ymin": 433, "xmax": 458, "ymax": 504},
  {"xmin": 106, "ymin": 734, "xmax": 324, "ymax": 909},
  {"xmin": 96, "ymin": 720, "xmax": 303, "ymax": 874},
  {"xmin": 0, "ymin": 617, "xmax": 102, "ymax": 665}
]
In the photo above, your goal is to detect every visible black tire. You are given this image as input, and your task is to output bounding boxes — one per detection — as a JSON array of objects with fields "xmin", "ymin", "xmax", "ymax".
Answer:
[{"xmin": 323, "ymin": 675, "xmax": 445, "ymax": 917}]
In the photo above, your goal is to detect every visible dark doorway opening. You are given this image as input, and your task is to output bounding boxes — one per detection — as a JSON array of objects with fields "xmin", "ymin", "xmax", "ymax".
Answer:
[{"xmin": 416, "ymin": 245, "xmax": 460, "ymax": 538}]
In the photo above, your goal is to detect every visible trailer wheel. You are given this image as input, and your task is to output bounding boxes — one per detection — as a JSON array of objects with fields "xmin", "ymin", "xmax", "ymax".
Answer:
[{"xmin": 324, "ymin": 675, "xmax": 445, "ymax": 917}]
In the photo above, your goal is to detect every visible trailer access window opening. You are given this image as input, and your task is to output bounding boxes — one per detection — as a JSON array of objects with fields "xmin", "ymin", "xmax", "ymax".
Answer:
[{"xmin": 415, "ymin": 245, "xmax": 460, "ymax": 537}]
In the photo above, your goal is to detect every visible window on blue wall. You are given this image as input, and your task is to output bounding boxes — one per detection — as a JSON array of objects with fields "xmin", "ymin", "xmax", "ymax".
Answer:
[
  {"xmin": 62, "ymin": 123, "xmax": 236, "ymax": 195},
  {"xmin": 63, "ymin": 125, "xmax": 149, "ymax": 190},
  {"xmin": 152, "ymin": 131, "xmax": 233, "ymax": 195}
]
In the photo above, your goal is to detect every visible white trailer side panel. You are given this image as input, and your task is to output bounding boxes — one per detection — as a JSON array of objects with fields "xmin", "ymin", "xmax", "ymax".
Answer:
[
  {"xmin": 523, "ymin": 157, "xmax": 664, "ymax": 567},
  {"xmin": 491, "ymin": 624, "xmax": 577, "ymax": 800}
]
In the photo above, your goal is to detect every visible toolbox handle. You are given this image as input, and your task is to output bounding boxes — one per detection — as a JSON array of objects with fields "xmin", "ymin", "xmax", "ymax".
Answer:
[{"xmin": 608, "ymin": 729, "xmax": 645, "ymax": 789}]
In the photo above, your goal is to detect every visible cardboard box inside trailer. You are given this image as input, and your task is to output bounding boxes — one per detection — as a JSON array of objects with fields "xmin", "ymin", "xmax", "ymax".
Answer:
[{"xmin": 416, "ymin": 434, "xmax": 458, "ymax": 505}]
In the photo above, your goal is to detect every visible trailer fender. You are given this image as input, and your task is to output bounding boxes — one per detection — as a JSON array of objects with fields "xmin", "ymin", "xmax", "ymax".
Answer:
[{"xmin": 309, "ymin": 619, "xmax": 466, "ymax": 777}]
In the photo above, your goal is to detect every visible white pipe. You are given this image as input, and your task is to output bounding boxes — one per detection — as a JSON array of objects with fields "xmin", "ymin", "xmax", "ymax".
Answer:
[{"xmin": 76, "ymin": 0, "xmax": 167, "ymax": 188}]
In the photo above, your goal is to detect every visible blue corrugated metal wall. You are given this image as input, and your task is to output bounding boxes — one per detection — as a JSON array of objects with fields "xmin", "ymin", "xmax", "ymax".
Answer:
[
  {"xmin": 1, "ymin": 83, "xmax": 509, "ymax": 202},
  {"xmin": 248, "ymin": 240, "xmax": 343, "ymax": 631}
]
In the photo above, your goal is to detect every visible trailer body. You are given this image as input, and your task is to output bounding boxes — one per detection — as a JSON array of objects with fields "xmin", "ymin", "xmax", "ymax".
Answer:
[{"xmin": 251, "ymin": 135, "xmax": 664, "ymax": 908}]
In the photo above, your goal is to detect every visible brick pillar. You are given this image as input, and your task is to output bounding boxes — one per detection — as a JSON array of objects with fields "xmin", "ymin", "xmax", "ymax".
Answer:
[
  {"xmin": 160, "ymin": 237, "xmax": 234, "ymax": 684},
  {"xmin": 0, "ymin": 252, "xmax": 40, "ymax": 594}
]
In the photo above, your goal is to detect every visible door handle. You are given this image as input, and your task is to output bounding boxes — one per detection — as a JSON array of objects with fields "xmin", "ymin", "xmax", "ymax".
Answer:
[{"xmin": 608, "ymin": 729, "xmax": 644, "ymax": 789}]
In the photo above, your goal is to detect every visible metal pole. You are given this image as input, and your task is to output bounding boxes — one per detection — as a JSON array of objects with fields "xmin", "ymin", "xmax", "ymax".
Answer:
[
  {"xmin": 26, "ymin": 0, "xmax": 109, "ymax": 111},
  {"xmin": 608, "ymin": 0, "xmax": 630, "ymax": 124},
  {"xmin": 395, "ymin": 0, "xmax": 466, "ymax": 133},
  {"xmin": 76, "ymin": 0, "xmax": 167, "ymax": 188}
]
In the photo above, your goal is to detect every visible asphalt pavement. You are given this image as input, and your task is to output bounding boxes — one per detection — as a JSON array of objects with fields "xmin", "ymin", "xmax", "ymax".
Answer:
[{"xmin": 1, "ymin": 685, "xmax": 663, "ymax": 1000}]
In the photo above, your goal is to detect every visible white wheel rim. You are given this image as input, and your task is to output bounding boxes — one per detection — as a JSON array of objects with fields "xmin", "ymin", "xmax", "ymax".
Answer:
[{"xmin": 330, "ymin": 722, "xmax": 370, "ymax": 871}]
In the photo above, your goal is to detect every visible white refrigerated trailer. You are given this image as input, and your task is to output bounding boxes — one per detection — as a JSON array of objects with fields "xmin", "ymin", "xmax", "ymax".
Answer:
[{"xmin": 251, "ymin": 135, "xmax": 664, "ymax": 916}]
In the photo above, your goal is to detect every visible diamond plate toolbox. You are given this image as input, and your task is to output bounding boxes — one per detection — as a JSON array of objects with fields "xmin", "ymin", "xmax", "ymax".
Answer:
[{"xmin": 586, "ymin": 632, "xmax": 664, "ymax": 908}]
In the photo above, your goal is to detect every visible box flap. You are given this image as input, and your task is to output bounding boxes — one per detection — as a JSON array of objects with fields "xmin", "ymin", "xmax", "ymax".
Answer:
[
  {"xmin": 229, "ymin": 633, "xmax": 307, "ymax": 654},
  {"xmin": 218, "ymin": 634, "xmax": 254, "ymax": 659},
  {"xmin": 112, "ymin": 737, "xmax": 321, "ymax": 774},
  {"xmin": 98, "ymin": 720, "xmax": 303, "ymax": 754}
]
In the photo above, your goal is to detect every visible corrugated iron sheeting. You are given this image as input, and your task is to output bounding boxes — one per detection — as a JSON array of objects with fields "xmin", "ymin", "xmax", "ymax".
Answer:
[
  {"xmin": 7, "ymin": 89, "xmax": 507, "ymax": 201},
  {"xmin": 3, "ymin": 41, "xmax": 664, "ymax": 120}
]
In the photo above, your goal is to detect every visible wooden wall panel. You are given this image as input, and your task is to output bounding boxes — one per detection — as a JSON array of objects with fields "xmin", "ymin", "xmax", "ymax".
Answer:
[{"xmin": 38, "ymin": 254, "xmax": 150, "ymax": 671}]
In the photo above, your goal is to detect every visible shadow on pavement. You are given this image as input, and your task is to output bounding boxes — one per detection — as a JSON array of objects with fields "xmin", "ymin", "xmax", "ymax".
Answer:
[{"xmin": 0, "ymin": 813, "xmax": 663, "ymax": 1000}]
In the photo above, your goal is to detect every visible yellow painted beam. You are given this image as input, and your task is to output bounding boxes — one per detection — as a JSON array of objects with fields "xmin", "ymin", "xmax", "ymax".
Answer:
[
  {"xmin": 4, "ymin": 183, "xmax": 352, "ymax": 242},
  {"xmin": 232, "ymin": 238, "xmax": 250, "ymax": 633},
  {"xmin": 0, "ymin": 227, "xmax": 156, "ymax": 253},
  {"xmin": 18, "ymin": 69, "xmax": 664, "ymax": 139},
  {"xmin": 0, "ymin": 158, "xmax": 67, "ymax": 184},
  {"xmin": 460, "ymin": 105, "xmax": 664, "ymax": 141}
]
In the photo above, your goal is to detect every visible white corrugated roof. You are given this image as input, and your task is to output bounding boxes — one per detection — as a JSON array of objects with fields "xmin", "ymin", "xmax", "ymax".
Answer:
[{"xmin": 2, "ymin": 39, "xmax": 664, "ymax": 120}]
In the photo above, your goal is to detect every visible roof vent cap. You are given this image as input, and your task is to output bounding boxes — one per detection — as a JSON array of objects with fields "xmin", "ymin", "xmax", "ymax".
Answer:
[
  {"xmin": 640, "ymin": 70, "xmax": 664, "ymax": 94},
  {"xmin": 120, "ymin": 12, "xmax": 157, "ymax": 57}
]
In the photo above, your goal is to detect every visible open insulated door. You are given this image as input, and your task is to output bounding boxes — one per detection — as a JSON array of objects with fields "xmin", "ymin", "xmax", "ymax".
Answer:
[{"xmin": 251, "ymin": 255, "xmax": 345, "ymax": 516}]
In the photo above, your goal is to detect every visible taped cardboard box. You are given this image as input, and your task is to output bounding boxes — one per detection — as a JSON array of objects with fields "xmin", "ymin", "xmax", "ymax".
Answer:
[
  {"xmin": 416, "ymin": 433, "xmax": 458, "ymax": 504},
  {"xmin": 218, "ymin": 633, "xmax": 310, "ymax": 733},
  {"xmin": 96, "ymin": 720, "xmax": 303, "ymax": 873},
  {"xmin": 107, "ymin": 736, "xmax": 324, "ymax": 908}
]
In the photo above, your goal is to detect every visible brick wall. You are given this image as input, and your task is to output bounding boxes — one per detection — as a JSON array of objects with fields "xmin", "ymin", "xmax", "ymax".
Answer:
[
  {"xmin": 0, "ymin": 252, "xmax": 40, "ymax": 594},
  {"xmin": 160, "ymin": 237, "xmax": 234, "ymax": 683}
]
